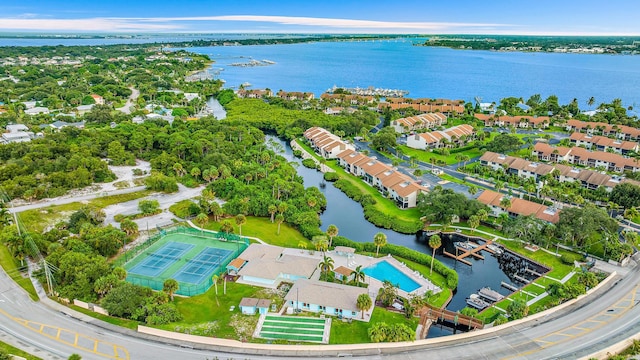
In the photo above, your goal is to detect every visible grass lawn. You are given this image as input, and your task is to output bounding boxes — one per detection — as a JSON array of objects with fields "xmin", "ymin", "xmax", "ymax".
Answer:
[
  {"xmin": 205, "ymin": 216, "xmax": 313, "ymax": 249},
  {"xmin": 329, "ymin": 307, "xmax": 417, "ymax": 344},
  {"xmin": 0, "ymin": 244, "xmax": 38, "ymax": 301},
  {"xmin": 0, "ymin": 340, "xmax": 42, "ymax": 360},
  {"xmin": 167, "ymin": 282, "xmax": 268, "ymax": 339},
  {"xmin": 17, "ymin": 190, "xmax": 151, "ymax": 233},
  {"xmin": 399, "ymin": 145, "xmax": 485, "ymax": 166},
  {"xmin": 296, "ymin": 139, "xmax": 422, "ymax": 229}
]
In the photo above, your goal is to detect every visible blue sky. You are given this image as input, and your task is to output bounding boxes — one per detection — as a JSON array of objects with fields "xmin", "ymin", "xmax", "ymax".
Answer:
[{"xmin": 1, "ymin": 0, "xmax": 639, "ymax": 35}]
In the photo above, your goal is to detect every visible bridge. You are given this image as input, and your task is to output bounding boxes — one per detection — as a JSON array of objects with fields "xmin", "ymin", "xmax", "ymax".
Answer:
[{"xmin": 417, "ymin": 303, "xmax": 485, "ymax": 338}]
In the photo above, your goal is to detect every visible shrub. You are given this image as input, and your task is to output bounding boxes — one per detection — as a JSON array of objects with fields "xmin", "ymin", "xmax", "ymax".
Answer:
[
  {"xmin": 169, "ymin": 200, "xmax": 200, "ymax": 218},
  {"xmin": 293, "ymin": 149, "xmax": 303, "ymax": 158},
  {"xmin": 301, "ymin": 158, "xmax": 318, "ymax": 169},
  {"xmin": 323, "ymin": 172, "xmax": 340, "ymax": 182},
  {"xmin": 560, "ymin": 253, "xmax": 579, "ymax": 265}
]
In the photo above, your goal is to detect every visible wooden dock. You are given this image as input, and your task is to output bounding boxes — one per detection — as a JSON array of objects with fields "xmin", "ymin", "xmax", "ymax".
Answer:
[
  {"xmin": 501, "ymin": 281, "xmax": 519, "ymax": 291},
  {"xmin": 443, "ymin": 240, "xmax": 493, "ymax": 266},
  {"xmin": 418, "ymin": 304, "xmax": 484, "ymax": 331}
]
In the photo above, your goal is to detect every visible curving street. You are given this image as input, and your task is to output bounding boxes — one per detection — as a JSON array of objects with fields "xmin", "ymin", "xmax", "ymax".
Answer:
[{"xmin": 0, "ymin": 260, "xmax": 639, "ymax": 360}]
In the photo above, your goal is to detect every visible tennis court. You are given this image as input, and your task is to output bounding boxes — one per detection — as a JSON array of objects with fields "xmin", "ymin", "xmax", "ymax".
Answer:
[
  {"xmin": 173, "ymin": 247, "xmax": 234, "ymax": 284},
  {"xmin": 122, "ymin": 227, "xmax": 249, "ymax": 296},
  {"xmin": 256, "ymin": 315, "xmax": 330, "ymax": 344},
  {"xmin": 128, "ymin": 242, "xmax": 194, "ymax": 278}
]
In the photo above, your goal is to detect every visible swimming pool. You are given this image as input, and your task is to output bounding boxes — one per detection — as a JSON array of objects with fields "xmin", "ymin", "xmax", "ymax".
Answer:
[{"xmin": 363, "ymin": 260, "xmax": 421, "ymax": 292}]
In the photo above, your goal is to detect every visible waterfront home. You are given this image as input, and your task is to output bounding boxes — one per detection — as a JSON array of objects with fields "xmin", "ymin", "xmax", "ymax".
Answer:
[
  {"xmin": 569, "ymin": 132, "xmax": 638, "ymax": 155},
  {"xmin": 390, "ymin": 112, "xmax": 447, "ymax": 133},
  {"xmin": 565, "ymin": 119, "xmax": 640, "ymax": 141},
  {"xmin": 303, "ymin": 127, "xmax": 355, "ymax": 159},
  {"xmin": 335, "ymin": 149, "xmax": 427, "ymax": 208},
  {"xmin": 406, "ymin": 124, "xmax": 475, "ymax": 149},
  {"xmin": 533, "ymin": 143, "xmax": 640, "ymax": 173},
  {"xmin": 477, "ymin": 190, "xmax": 559, "ymax": 223},
  {"xmin": 237, "ymin": 89, "xmax": 273, "ymax": 98},
  {"xmin": 239, "ymin": 298, "xmax": 271, "ymax": 315},
  {"xmin": 379, "ymin": 97, "xmax": 465, "ymax": 116},
  {"xmin": 320, "ymin": 93, "xmax": 375, "ymax": 106},
  {"xmin": 479, "ymin": 151, "xmax": 639, "ymax": 191},
  {"xmin": 236, "ymin": 244, "xmax": 319, "ymax": 287},
  {"xmin": 284, "ymin": 279, "xmax": 369, "ymax": 320},
  {"xmin": 277, "ymin": 90, "xmax": 314, "ymax": 101},
  {"xmin": 474, "ymin": 114, "xmax": 550, "ymax": 128}
]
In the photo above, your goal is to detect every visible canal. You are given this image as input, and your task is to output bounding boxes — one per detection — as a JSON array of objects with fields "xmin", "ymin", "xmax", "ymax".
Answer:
[{"xmin": 271, "ymin": 136, "xmax": 521, "ymax": 335}]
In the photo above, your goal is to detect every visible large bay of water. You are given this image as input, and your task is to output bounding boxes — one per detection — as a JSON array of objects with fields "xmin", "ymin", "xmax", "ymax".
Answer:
[{"xmin": 192, "ymin": 39, "xmax": 640, "ymax": 108}]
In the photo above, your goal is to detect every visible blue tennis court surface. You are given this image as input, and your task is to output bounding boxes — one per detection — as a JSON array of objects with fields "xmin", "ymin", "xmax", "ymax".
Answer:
[
  {"xmin": 173, "ymin": 247, "xmax": 234, "ymax": 284},
  {"xmin": 129, "ymin": 242, "xmax": 194, "ymax": 277}
]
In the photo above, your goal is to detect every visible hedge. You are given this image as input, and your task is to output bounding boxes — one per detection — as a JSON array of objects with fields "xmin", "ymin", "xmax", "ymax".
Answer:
[
  {"xmin": 334, "ymin": 179, "xmax": 422, "ymax": 234},
  {"xmin": 301, "ymin": 158, "xmax": 318, "ymax": 169},
  {"xmin": 332, "ymin": 236, "xmax": 458, "ymax": 289},
  {"xmin": 323, "ymin": 172, "xmax": 340, "ymax": 182}
]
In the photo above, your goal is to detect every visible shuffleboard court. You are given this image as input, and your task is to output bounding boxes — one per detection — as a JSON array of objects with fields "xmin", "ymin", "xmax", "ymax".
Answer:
[{"xmin": 256, "ymin": 315, "xmax": 330, "ymax": 344}]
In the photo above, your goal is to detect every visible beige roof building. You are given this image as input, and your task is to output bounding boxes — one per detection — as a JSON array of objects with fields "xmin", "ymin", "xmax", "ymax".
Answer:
[
  {"xmin": 284, "ymin": 279, "xmax": 368, "ymax": 318},
  {"xmin": 236, "ymin": 244, "xmax": 319, "ymax": 287}
]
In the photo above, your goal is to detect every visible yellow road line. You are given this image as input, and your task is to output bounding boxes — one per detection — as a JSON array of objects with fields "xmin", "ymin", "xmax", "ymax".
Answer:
[{"xmin": 0, "ymin": 307, "xmax": 129, "ymax": 359}]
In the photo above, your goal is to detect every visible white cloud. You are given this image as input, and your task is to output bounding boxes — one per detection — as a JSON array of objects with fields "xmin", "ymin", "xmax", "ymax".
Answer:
[{"xmin": 0, "ymin": 18, "xmax": 180, "ymax": 31}]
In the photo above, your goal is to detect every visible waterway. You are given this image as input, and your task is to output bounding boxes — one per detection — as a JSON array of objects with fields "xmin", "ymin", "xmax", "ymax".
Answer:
[
  {"xmin": 190, "ymin": 39, "xmax": 640, "ymax": 108},
  {"xmin": 271, "ymin": 136, "xmax": 516, "ymax": 331}
]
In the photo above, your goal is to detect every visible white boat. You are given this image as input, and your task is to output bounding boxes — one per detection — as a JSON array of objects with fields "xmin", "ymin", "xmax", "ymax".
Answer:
[
  {"xmin": 478, "ymin": 287, "xmax": 504, "ymax": 302},
  {"xmin": 466, "ymin": 294, "xmax": 491, "ymax": 310},
  {"xmin": 487, "ymin": 244, "xmax": 504, "ymax": 255},
  {"xmin": 454, "ymin": 241, "xmax": 474, "ymax": 251}
]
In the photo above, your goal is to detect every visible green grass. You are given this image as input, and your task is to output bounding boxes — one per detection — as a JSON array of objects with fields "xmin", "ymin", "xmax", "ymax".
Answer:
[
  {"xmin": 296, "ymin": 139, "xmax": 421, "ymax": 229},
  {"xmin": 205, "ymin": 216, "xmax": 313, "ymax": 249},
  {"xmin": 0, "ymin": 244, "xmax": 38, "ymax": 301},
  {"xmin": 399, "ymin": 145, "xmax": 485, "ymax": 166},
  {"xmin": 0, "ymin": 340, "xmax": 42, "ymax": 360},
  {"xmin": 69, "ymin": 305, "xmax": 140, "ymax": 329},
  {"xmin": 329, "ymin": 307, "xmax": 418, "ymax": 344},
  {"xmin": 17, "ymin": 190, "xmax": 152, "ymax": 233},
  {"xmin": 166, "ymin": 282, "xmax": 269, "ymax": 339}
]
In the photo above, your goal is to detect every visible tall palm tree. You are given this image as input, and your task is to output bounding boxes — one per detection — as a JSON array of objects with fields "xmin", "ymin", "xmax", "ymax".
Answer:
[
  {"xmin": 326, "ymin": 224, "xmax": 338, "ymax": 248},
  {"xmin": 275, "ymin": 213, "xmax": 285, "ymax": 235},
  {"xmin": 235, "ymin": 214, "xmax": 246, "ymax": 236},
  {"xmin": 163, "ymin": 278, "xmax": 179, "ymax": 301},
  {"xmin": 318, "ymin": 255, "xmax": 335, "ymax": 280},
  {"xmin": 428, "ymin": 234, "xmax": 441, "ymax": 275},
  {"xmin": 356, "ymin": 293, "xmax": 373, "ymax": 319},
  {"xmin": 373, "ymin": 232, "xmax": 387, "ymax": 257},
  {"xmin": 353, "ymin": 265, "xmax": 366, "ymax": 286},
  {"xmin": 195, "ymin": 213, "xmax": 208, "ymax": 234},
  {"xmin": 268, "ymin": 204, "xmax": 277, "ymax": 223}
]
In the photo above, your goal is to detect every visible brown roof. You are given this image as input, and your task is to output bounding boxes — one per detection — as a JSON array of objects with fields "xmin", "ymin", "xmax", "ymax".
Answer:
[
  {"xmin": 334, "ymin": 266, "xmax": 354, "ymax": 277},
  {"xmin": 228, "ymin": 258, "xmax": 246, "ymax": 269},
  {"xmin": 477, "ymin": 190, "xmax": 559, "ymax": 223}
]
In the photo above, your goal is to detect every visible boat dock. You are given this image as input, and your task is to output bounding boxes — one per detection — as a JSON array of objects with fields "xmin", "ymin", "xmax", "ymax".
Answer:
[
  {"xmin": 443, "ymin": 240, "xmax": 494, "ymax": 266},
  {"xmin": 501, "ymin": 281, "xmax": 519, "ymax": 291},
  {"xmin": 418, "ymin": 304, "xmax": 484, "ymax": 334}
]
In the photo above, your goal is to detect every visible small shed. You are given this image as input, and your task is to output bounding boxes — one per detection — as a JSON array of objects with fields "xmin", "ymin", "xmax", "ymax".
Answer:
[
  {"xmin": 334, "ymin": 266, "xmax": 355, "ymax": 283},
  {"xmin": 226, "ymin": 258, "xmax": 247, "ymax": 275},
  {"xmin": 239, "ymin": 297, "xmax": 271, "ymax": 315}
]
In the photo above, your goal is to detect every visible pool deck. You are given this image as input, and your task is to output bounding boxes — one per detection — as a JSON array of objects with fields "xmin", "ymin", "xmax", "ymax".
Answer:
[{"xmin": 277, "ymin": 248, "xmax": 441, "ymax": 299}]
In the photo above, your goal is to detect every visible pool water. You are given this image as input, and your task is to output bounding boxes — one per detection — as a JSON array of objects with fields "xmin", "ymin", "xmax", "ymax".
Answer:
[{"xmin": 363, "ymin": 260, "xmax": 421, "ymax": 292}]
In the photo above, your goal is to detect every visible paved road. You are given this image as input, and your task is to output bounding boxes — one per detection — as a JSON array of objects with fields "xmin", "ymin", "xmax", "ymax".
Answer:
[
  {"xmin": 1, "ymin": 260, "xmax": 639, "ymax": 360},
  {"xmin": 116, "ymin": 87, "xmax": 140, "ymax": 114}
]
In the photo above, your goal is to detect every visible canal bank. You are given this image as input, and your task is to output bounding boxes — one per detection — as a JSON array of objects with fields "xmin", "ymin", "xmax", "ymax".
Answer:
[{"xmin": 271, "ymin": 136, "xmax": 522, "ymax": 323}]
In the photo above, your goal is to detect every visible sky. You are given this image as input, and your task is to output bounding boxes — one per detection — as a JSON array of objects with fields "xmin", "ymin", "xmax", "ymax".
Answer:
[{"xmin": 0, "ymin": 0, "xmax": 639, "ymax": 35}]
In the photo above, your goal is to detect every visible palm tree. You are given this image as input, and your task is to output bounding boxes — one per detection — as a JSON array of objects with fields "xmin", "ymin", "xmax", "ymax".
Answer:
[
  {"xmin": 318, "ymin": 255, "xmax": 335, "ymax": 280},
  {"xmin": 494, "ymin": 180, "xmax": 505, "ymax": 192},
  {"xmin": 326, "ymin": 224, "xmax": 338, "ymax": 248},
  {"xmin": 500, "ymin": 196, "xmax": 512, "ymax": 210},
  {"xmin": 235, "ymin": 214, "xmax": 246, "ymax": 236},
  {"xmin": 163, "ymin": 279, "xmax": 179, "ymax": 301},
  {"xmin": 353, "ymin": 265, "xmax": 366, "ymax": 286},
  {"xmin": 195, "ymin": 213, "xmax": 208, "ymax": 234},
  {"xmin": 268, "ymin": 204, "xmax": 277, "ymax": 223},
  {"xmin": 477, "ymin": 209, "xmax": 489, "ymax": 222},
  {"xmin": 468, "ymin": 215, "xmax": 480, "ymax": 234},
  {"xmin": 275, "ymin": 213, "xmax": 285, "ymax": 235},
  {"xmin": 428, "ymin": 234, "xmax": 441, "ymax": 275},
  {"xmin": 356, "ymin": 293, "xmax": 373, "ymax": 319},
  {"xmin": 220, "ymin": 220, "xmax": 234, "ymax": 234},
  {"xmin": 373, "ymin": 232, "xmax": 387, "ymax": 257},
  {"xmin": 467, "ymin": 184, "xmax": 478, "ymax": 196},
  {"xmin": 172, "ymin": 162, "xmax": 185, "ymax": 177},
  {"xmin": 212, "ymin": 274, "xmax": 219, "ymax": 295},
  {"xmin": 588, "ymin": 96, "xmax": 595, "ymax": 109},
  {"xmin": 120, "ymin": 219, "xmax": 138, "ymax": 237},
  {"xmin": 113, "ymin": 267, "xmax": 127, "ymax": 280}
]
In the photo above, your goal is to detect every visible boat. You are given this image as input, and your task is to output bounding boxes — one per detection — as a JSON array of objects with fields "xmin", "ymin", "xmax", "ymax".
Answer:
[
  {"xmin": 486, "ymin": 244, "xmax": 504, "ymax": 256},
  {"xmin": 454, "ymin": 241, "xmax": 475, "ymax": 251},
  {"xmin": 241, "ymin": 82, "xmax": 252, "ymax": 88},
  {"xmin": 478, "ymin": 287, "xmax": 504, "ymax": 302},
  {"xmin": 262, "ymin": 59, "xmax": 276, "ymax": 64},
  {"xmin": 466, "ymin": 294, "xmax": 491, "ymax": 310}
]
